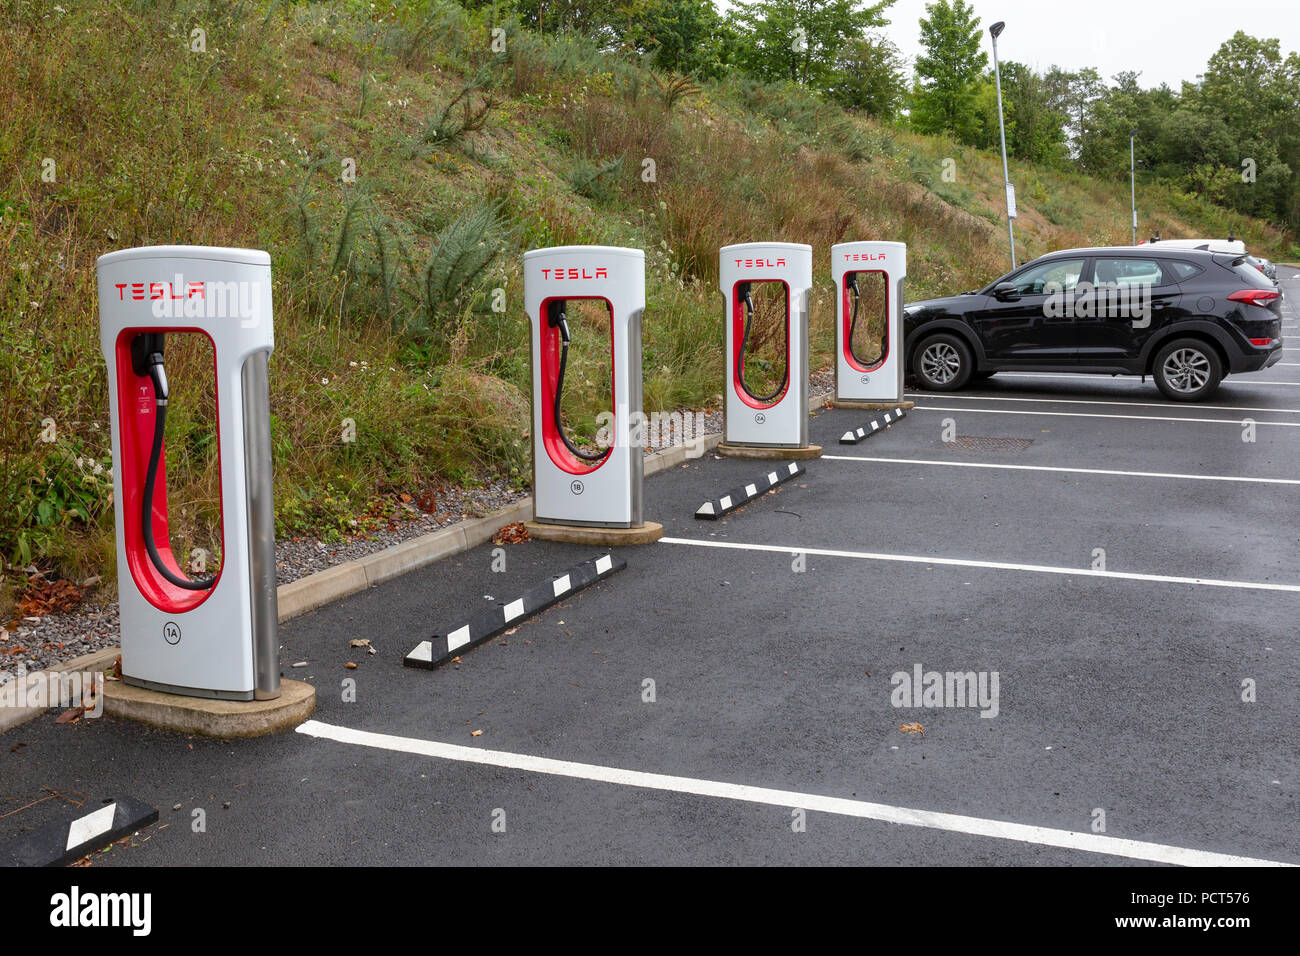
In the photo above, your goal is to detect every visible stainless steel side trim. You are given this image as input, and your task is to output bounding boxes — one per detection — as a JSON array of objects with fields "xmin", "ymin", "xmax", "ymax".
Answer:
[
  {"xmin": 627, "ymin": 307, "xmax": 644, "ymax": 527},
  {"xmin": 241, "ymin": 350, "xmax": 280, "ymax": 700},
  {"xmin": 798, "ymin": 292, "xmax": 810, "ymax": 445},
  {"xmin": 896, "ymin": 276, "xmax": 907, "ymax": 400}
]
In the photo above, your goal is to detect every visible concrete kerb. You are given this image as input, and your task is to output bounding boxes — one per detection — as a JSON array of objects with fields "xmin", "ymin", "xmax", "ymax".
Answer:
[{"xmin": 0, "ymin": 645, "xmax": 124, "ymax": 735}]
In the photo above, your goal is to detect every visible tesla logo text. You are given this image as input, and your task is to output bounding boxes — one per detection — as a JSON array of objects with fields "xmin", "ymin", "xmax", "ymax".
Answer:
[
  {"xmin": 115, "ymin": 274, "xmax": 262, "ymax": 326},
  {"xmin": 117, "ymin": 280, "xmax": 206, "ymax": 303},
  {"xmin": 540, "ymin": 268, "xmax": 608, "ymax": 280},
  {"xmin": 734, "ymin": 258, "xmax": 786, "ymax": 268},
  {"xmin": 843, "ymin": 253, "xmax": 887, "ymax": 262}
]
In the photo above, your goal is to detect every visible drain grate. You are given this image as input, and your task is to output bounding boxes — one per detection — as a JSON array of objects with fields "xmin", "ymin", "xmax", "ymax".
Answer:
[{"xmin": 947, "ymin": 436, "xmax": 1034, "ymax": 451}]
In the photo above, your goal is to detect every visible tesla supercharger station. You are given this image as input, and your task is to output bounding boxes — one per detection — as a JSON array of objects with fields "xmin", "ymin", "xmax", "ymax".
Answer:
[
  {"xmin": 97, "ymin": 246, "xmax": 280, "ymax": 701},
  {"xmin": 718, "ymin": 242, "xmax": 820, "ymax": 458},
  {"xmin": 831, "ymin": 241, "xmax": 908, "ymax": 407},
  {"xmin": 522, "ymin": 245, "xmax": 662, "ymax": 543}
]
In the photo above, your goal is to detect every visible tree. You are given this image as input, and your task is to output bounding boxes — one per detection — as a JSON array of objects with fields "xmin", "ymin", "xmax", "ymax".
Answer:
[
  {"xmin": 830, "ymin": 33, "xmax": 907, "ymax": 118},
  {"xmin": 646, "ymin": 0, "xmax": 738, "ymax": 79},
  {"xmin": 1197, "ymin": 32, "xmax": 1299, "ymax": 145},
  {"xmin": 514, "ymin": 0, "xmax": 666, "ymax": 53},
  {"xmin": 730, "ymin": 0, "xmax": 895, "ymax": 88},
  {"xmin": 998, "ymin": 62, "xmax": 1068, "ymax": 165},
  {"xmin": 1192, "ymin": 32, "xmax": 1300, "ymax": 225},
  {"xmin": 909, "ymin": 0, "xmax": 986, "ymax": 142}
]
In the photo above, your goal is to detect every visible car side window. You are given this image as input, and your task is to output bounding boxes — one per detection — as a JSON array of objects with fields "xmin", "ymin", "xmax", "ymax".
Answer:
[
  {"xmin": 1165, "ymin": 260, "xmax": 1202, "ymax": 281},
  {"xmin": 1008, "ymin": 259, "xmax": 1085, "ymax": 295},
  {"xmin": 1094, "ymin": 257, "xmax": 1168, "ymax": 289}
]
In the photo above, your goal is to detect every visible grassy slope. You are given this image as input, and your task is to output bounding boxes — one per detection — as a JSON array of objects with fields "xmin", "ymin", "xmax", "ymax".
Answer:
[{"xmin": 1, "ymin": 0, "xmax": 1294, "ymax": 592}]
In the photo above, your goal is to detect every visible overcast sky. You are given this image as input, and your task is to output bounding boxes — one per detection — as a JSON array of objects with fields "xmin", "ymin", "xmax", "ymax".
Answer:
[{"xmin": 717, "ymin": 0, "xmax": 1300, "ymax": 90}]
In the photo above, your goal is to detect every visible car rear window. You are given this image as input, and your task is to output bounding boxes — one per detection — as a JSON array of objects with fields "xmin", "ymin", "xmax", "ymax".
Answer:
[{"xmin": 1227, "ymin": 257, "xmax": 1275, "ymax": 289}]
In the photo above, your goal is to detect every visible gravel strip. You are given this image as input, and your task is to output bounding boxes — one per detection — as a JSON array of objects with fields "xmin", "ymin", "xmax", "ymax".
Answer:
[
  {"xmin": 273, "ymin": 478, "xmax": 527, "ymax": 586},
  {"xmin": 2, "ymin": 376, "xmax": 838, "ymax": 682}
]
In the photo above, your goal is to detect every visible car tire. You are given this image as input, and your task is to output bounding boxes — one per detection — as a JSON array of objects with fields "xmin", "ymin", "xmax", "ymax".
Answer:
[
  {"xmin": 913, "ymin": 334, "xmax": 974, "ymax": 392},
  {"xmin": 1152, "ymin": 338, "xmax": 1223, "ymax": 402}
]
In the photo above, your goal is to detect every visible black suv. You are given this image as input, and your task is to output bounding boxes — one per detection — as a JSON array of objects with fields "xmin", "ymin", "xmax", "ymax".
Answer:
[{"xmin": 903, "ymin": 246, "xmax": 1284, "ymax": 401}]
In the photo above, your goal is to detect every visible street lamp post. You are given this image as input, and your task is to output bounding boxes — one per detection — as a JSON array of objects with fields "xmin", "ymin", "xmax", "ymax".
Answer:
[
  {"xmin": 989, "ymin": 21, "xmax": 1015, "ymax": 269},
  {"xmin": 1129, "ymin": 129, "xmax": 1138, "ymax": 245}
]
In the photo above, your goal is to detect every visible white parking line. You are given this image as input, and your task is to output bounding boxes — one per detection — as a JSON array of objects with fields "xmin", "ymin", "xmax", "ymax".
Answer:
[
  {"xmin": 296, "ymin": 719, "xmax": 1292, "ymax": 867},
  {"xmin": 905, "ymin": 392, "xmax": 1300, "ymax": 415},
  {"xmin": 993, "ymin": 373, "xmax": 1300, "ymax": 386},
  {"xmin": 911, "ymin": 405, "xmax": 1300, "ymax": 427},
  {"xmin": 659, "ymin": 537, "xmax": 1300, "ymax": 594},
  {"xmin": 823, "ymin": 455, "xmax": 1300, "ymax": 486}
]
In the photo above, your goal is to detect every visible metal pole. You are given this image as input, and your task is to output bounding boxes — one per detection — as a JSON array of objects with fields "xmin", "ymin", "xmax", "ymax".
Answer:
[
  {"xmin": 1129, "ymin": 130, "xmax": 1138, "ymax": 245},
  {"xmin": 990, "ymin": 25, "xmax": 1015, "ymax": 269}
]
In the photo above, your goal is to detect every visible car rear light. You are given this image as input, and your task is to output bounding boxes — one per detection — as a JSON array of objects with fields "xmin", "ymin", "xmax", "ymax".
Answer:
[
  {"xmin": 1228, "ymin": 289, "xmax": 1281, "ymax": 307},
  {"xmin": 1249, "ymin": 337, "xmax": 1274, "ymax": 347}
]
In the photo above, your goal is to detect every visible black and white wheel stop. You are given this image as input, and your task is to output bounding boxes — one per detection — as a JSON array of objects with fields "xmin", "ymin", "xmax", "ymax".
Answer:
[
  {"xmin": 0, "ymin": 795, "xmax": 158, "ymax": 867},
  {"xmin": 404, "ymin": 553, "xmax": 627, "ymax": 670},
  {"xmin": 694, "ymin": 461, "xmax": 806, "ymax": 520},
  {"xmin": 839, "ymin": 406, "xmax": 907, "ymax": 444}
]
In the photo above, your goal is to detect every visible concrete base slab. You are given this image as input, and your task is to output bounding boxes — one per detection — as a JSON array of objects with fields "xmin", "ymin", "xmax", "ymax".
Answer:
[
  {"xmin": 103, "ymin": 678, "xmax": 315, "ymax": 738},
  {"xmin": 524, "ymin": 521, "xmax": 664, "ymax": 546},
  {"xmin": 716, "ymin": 443, "xmax": 823, "ymax": 460},
  {"xmin": 828, "ymin": 399, "xmax": 915, "ymax": 410}
]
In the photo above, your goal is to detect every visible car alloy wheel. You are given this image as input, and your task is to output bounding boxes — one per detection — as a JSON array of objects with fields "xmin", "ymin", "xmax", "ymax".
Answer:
[
  {"xmin": 1161, "ymin": 347, "xmax": 1212, "ymax": 395},
  {"xmin": 921, "ymin": 342, "xmax": 962, "ymax": 385}
]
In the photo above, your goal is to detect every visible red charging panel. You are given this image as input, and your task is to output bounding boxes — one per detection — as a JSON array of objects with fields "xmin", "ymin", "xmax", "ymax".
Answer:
[{"xmin": 114, "ymin": 328, "xmax": 224, "ymax": 613}]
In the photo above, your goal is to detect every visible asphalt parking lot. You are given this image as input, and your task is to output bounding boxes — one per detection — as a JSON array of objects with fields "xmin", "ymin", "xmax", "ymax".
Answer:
[{"xmin": 3, "ymin": 267, "xmax": 1298, "ymax": 866}]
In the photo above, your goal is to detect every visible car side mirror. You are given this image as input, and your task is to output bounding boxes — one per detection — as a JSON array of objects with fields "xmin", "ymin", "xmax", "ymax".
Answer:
[{"xmin": 992, "ymin": 282, "xmax": 1020, "ymax": 300}]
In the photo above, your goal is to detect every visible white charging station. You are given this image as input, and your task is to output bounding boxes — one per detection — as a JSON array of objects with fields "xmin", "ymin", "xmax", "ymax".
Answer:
[
  {"xmin": 523, "ymin": 245, "xmax": 661, "ymax": 542},
  {"xmin": 718, "ymin": 242, "xmax": 818, "ymax": 456},
  {"xmin": 832, "ymin": 241, "xmax": 907, "ymax": 405},
  {"xmin": 97, "ymin": 246, "xmax": 279, "ymax": 701}
]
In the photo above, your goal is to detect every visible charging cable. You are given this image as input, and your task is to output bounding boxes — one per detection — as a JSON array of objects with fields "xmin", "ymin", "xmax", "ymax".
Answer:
[
  {"xmin": 547, "ymin": 302, "xmax": 611, "ymax": 463},
  {"xmin": 736, "ymin": 282, "xmax": 787, "ymax": 404},
  {"xmin": 132, "ymin": 334, "xmax": 216, "ymax": 591}
]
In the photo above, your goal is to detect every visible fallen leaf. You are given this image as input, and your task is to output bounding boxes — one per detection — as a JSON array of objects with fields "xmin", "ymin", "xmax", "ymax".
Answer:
[
  {"xmin": 491, "ymin": 522, "xmax": 531, "ymax": 545},
  {"xmin": 344, "ymin": 662, "xmax": 357, "ymax": 669},
  {"xmin": 55, "ymin": 707, "xmax": 85, "ymax": 724},
  {"xmin": 470, "ymin": 729, "xmax": 483, "ymax": 737},
  {"xmin": 900, "ymin": 722, "xmax": 925, "ymax": 736},
  {"xmin": 348, "ymin": 639, "xmax": 371, "ymax": 648}
]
